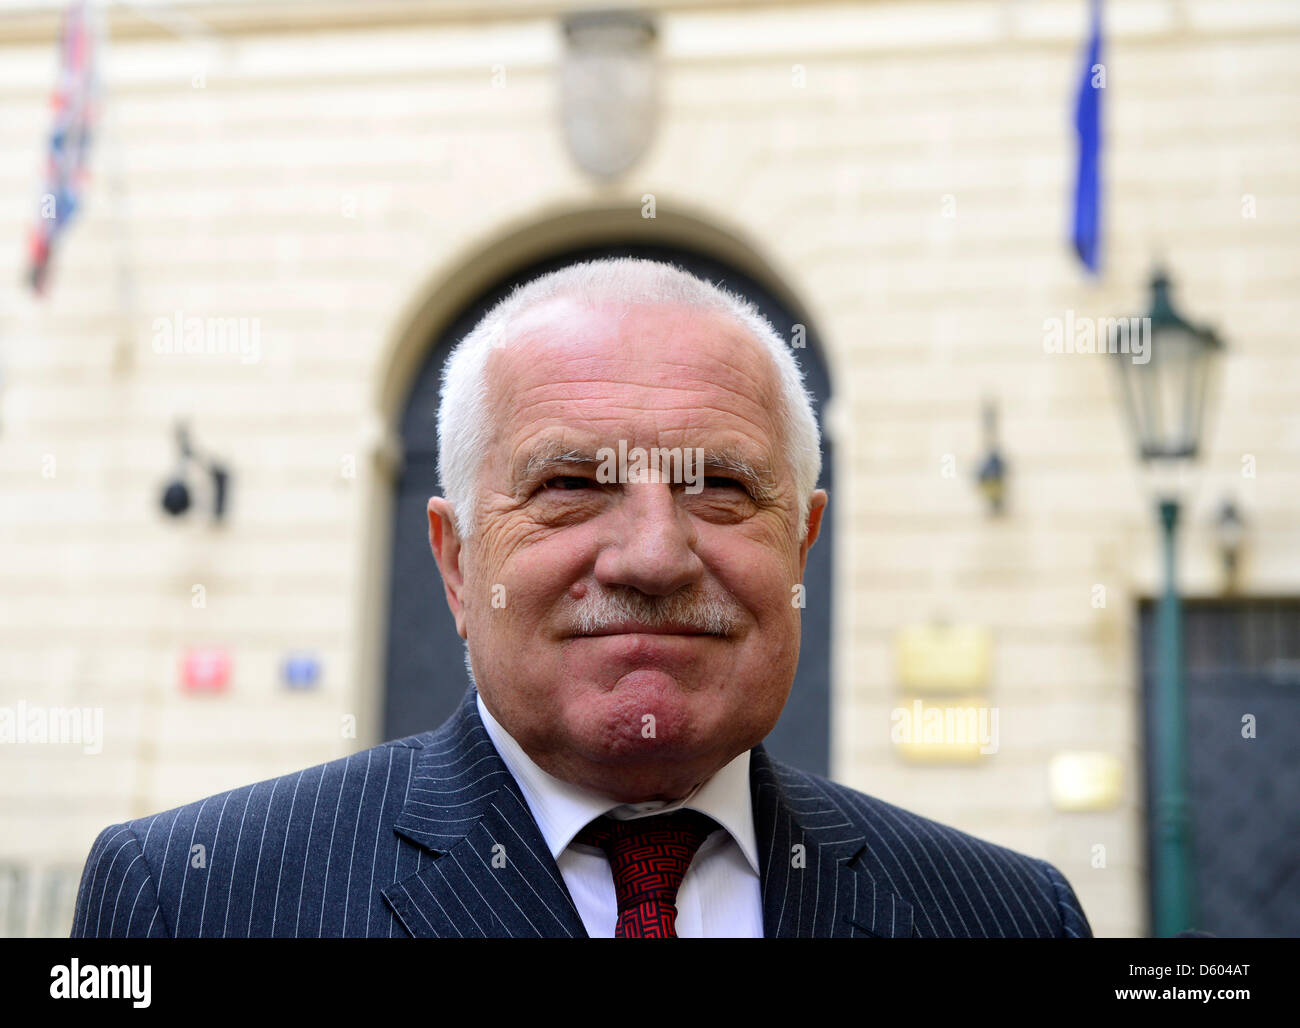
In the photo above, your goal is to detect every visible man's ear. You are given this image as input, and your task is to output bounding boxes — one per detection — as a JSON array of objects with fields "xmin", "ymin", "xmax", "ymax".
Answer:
[
  {"xmin": 427, "ymin": 496, "xmax": 469, "ymax": 639},
  {"xmin": 796, "ymin": 489, "xmax": 828, "ymax": 578}
]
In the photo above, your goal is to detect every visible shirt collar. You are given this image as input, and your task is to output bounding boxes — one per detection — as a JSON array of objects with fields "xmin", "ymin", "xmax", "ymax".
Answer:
[{"xmin": 475, "ymin": 691, "xmax": 760, "ymax": 876}]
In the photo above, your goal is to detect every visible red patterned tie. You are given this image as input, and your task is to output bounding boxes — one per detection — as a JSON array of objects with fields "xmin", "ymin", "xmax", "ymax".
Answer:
[{"xmin": 576, "ymin": 809, "xmax": 718, "ymax": 938}]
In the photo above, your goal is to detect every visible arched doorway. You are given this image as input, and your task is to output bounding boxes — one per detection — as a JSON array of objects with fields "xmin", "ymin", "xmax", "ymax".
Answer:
[{"xmin": 380, "ymin": 240, "xmax": 835, "ymax": 776}]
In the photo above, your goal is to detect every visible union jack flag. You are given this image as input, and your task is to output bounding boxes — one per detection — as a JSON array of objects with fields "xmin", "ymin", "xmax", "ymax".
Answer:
[{"xmin": 28, "ymin": 0, "xmax": 101, "ymax": 296}]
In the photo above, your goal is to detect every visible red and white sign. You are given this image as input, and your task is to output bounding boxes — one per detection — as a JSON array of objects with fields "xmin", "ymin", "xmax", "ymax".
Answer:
[{"xmin": 181, "ymin": 648, "xmax": 231, "ymax": 693}]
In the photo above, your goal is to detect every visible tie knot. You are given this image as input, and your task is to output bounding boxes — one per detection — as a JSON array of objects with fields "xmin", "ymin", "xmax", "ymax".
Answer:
[
  {"xmin": 575, "ymin": 809, "xmax": 719, "ymax": 938},
  {"xmin": 576, "ymin": 807, "xmax": 717, "ymax": 851}
]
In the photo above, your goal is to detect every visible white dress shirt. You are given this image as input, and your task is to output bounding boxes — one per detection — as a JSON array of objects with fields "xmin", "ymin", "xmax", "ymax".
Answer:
[{"xmin": 476, "ymin": 693, "xmax": 764, "ymax": 938}]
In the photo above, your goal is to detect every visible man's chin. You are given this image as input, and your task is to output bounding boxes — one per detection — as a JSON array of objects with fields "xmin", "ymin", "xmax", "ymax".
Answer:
[
  {"xmin": 572, "ymin": 669, "xmax": 717, "ymax": 744},
  {"xmin": 551, "ymin": 705, "xmax": 767, "ymax": 801}
]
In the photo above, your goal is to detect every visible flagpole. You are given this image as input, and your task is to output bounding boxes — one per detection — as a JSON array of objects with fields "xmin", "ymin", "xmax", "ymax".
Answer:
[
  {"xmin": 99, "ymin": 1, "xmax": 229, "ymax": 371},
  {"xmin": 95, "ymin": 0, "xmax": 139, "ymax": 375}
]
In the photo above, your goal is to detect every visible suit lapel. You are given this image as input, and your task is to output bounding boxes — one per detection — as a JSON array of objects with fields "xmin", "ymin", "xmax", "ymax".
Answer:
[
  {"xmin": 751, "ymin": 745, "xmax": 914, "ymax": 938},
  {"xmin": 380, "ymin": 688, "xmax": 587, "ymax": 938}
]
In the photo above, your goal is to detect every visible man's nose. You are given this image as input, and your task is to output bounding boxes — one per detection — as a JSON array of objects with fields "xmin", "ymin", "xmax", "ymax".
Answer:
[{"xmin": 593, "ymin": 482, "xmax": 703, "ymax": 597}]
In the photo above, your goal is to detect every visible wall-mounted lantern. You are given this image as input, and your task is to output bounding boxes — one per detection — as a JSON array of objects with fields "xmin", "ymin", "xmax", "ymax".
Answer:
[
  {"xmin": 975, "ymin": 399, "xmax": 1008, "ymax": 516},
  {"xmin": 160, "ymin": 421, "xmax": 230, "ymax": 524},
  {"xmin": 1213, "ymin": 498, "xmax": 1246, "ymax": 589}
]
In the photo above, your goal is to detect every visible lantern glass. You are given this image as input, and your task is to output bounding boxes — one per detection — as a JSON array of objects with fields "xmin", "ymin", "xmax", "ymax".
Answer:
[
  {"xmin": 1148, "ymin": 325, "xmax": 1202, "ymax": 459},
  {"xmin": 1113, "ymin": 274, "xmax": 1221, "ymax": 463}
]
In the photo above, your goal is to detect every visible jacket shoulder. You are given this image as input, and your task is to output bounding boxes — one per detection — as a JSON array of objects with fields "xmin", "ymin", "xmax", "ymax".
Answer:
[
  {"xmin": 71, "ymin": 734, "xmax": 433, "ymax": 937},
  {"xmin": 763, "ymin": 758, "xmax": 1092, "ymax": 938},
  {"xmin": 122, "ymin": 734, "xmax": 431, "ymax": 849}
]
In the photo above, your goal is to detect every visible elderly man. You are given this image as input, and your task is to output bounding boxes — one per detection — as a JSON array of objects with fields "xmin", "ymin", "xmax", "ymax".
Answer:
[{"xmin": 72, "ymin": 257, "xmax": 1091, "ymax": 938}]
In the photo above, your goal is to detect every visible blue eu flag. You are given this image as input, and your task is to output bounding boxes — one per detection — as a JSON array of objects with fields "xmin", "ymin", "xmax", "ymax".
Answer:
[{"xmin": 1073, "ymin": 0, "xmax": 1103, "ymax": 272}]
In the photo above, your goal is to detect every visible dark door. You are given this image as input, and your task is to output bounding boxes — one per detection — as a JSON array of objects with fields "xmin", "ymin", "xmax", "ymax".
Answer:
[
  {"xmin": 1138, "ymin": 598, "xmax": 1300, "ymax": 936},
  {"xmin": 382, "ymin": 243, "xmax": 835, "ymax": 775}
]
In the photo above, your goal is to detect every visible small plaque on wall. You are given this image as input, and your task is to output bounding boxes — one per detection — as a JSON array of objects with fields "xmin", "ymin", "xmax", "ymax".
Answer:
[
  {"xmin": 896, "ymin": 623, "xmax": 992, "ymax": 694},
  {"xmin": 181, "ymin": 648, "xmax": 231, "ymax": 694},
  {"xmin": 282, "ymin": 651, "xmax": 321, "ymax": 690},
  {"xmin": 891, "ymin": 696, "xmax": 998, "ymax": 763},
  {"xmin": 1049, "ymin": 751, "xmax": 1123, "ymax": 811}
]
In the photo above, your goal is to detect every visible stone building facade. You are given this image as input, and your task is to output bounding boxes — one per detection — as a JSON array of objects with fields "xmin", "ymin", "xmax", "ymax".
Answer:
[{"xmin": 1, "ymin": 0, "xmax": 1298, "ymax": 938}]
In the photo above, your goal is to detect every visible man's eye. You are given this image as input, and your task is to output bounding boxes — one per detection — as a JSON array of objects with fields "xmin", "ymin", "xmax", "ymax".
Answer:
[
  {"xmin": 703, "ymin": 476, "xmax": 747, "ymax": 492},
  {"xmin": 540, "ymin": 476, "xmax": 593, "ymax": 492}
]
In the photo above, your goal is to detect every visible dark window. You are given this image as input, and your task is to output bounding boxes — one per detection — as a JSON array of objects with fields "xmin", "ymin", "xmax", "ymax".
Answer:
[{"xmin": 1138, "ymin": 598, "xmax": 1300, "ymax": 936}]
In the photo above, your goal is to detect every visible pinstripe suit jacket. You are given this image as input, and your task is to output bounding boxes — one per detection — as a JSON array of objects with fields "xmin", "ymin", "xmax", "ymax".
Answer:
[{"xmin": 71, "ymin": 686, "xmax": 1092, "ymax": 938}]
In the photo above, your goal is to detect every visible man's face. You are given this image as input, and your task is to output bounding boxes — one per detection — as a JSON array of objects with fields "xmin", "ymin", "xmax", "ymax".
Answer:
[{"xmin": 427, "ymin": 296, "xmax": 826, "ymax": 801}]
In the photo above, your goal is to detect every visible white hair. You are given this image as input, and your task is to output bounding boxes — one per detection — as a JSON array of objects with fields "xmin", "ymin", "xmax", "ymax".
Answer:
[{"xmin": 436, "ymin": 256, "xmax": 822, "ymax": 540}]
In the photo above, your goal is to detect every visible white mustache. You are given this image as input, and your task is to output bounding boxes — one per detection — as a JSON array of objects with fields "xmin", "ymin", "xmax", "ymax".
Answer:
[{"xmin": 569, "ymin": 589, "xmax": 744, "ymax": 637}]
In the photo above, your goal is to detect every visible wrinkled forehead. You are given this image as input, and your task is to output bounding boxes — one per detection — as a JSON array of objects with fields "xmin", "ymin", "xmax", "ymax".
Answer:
[{"xmin": 484, "ymin": 296, "xmax": 787, "ymax": 456}]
